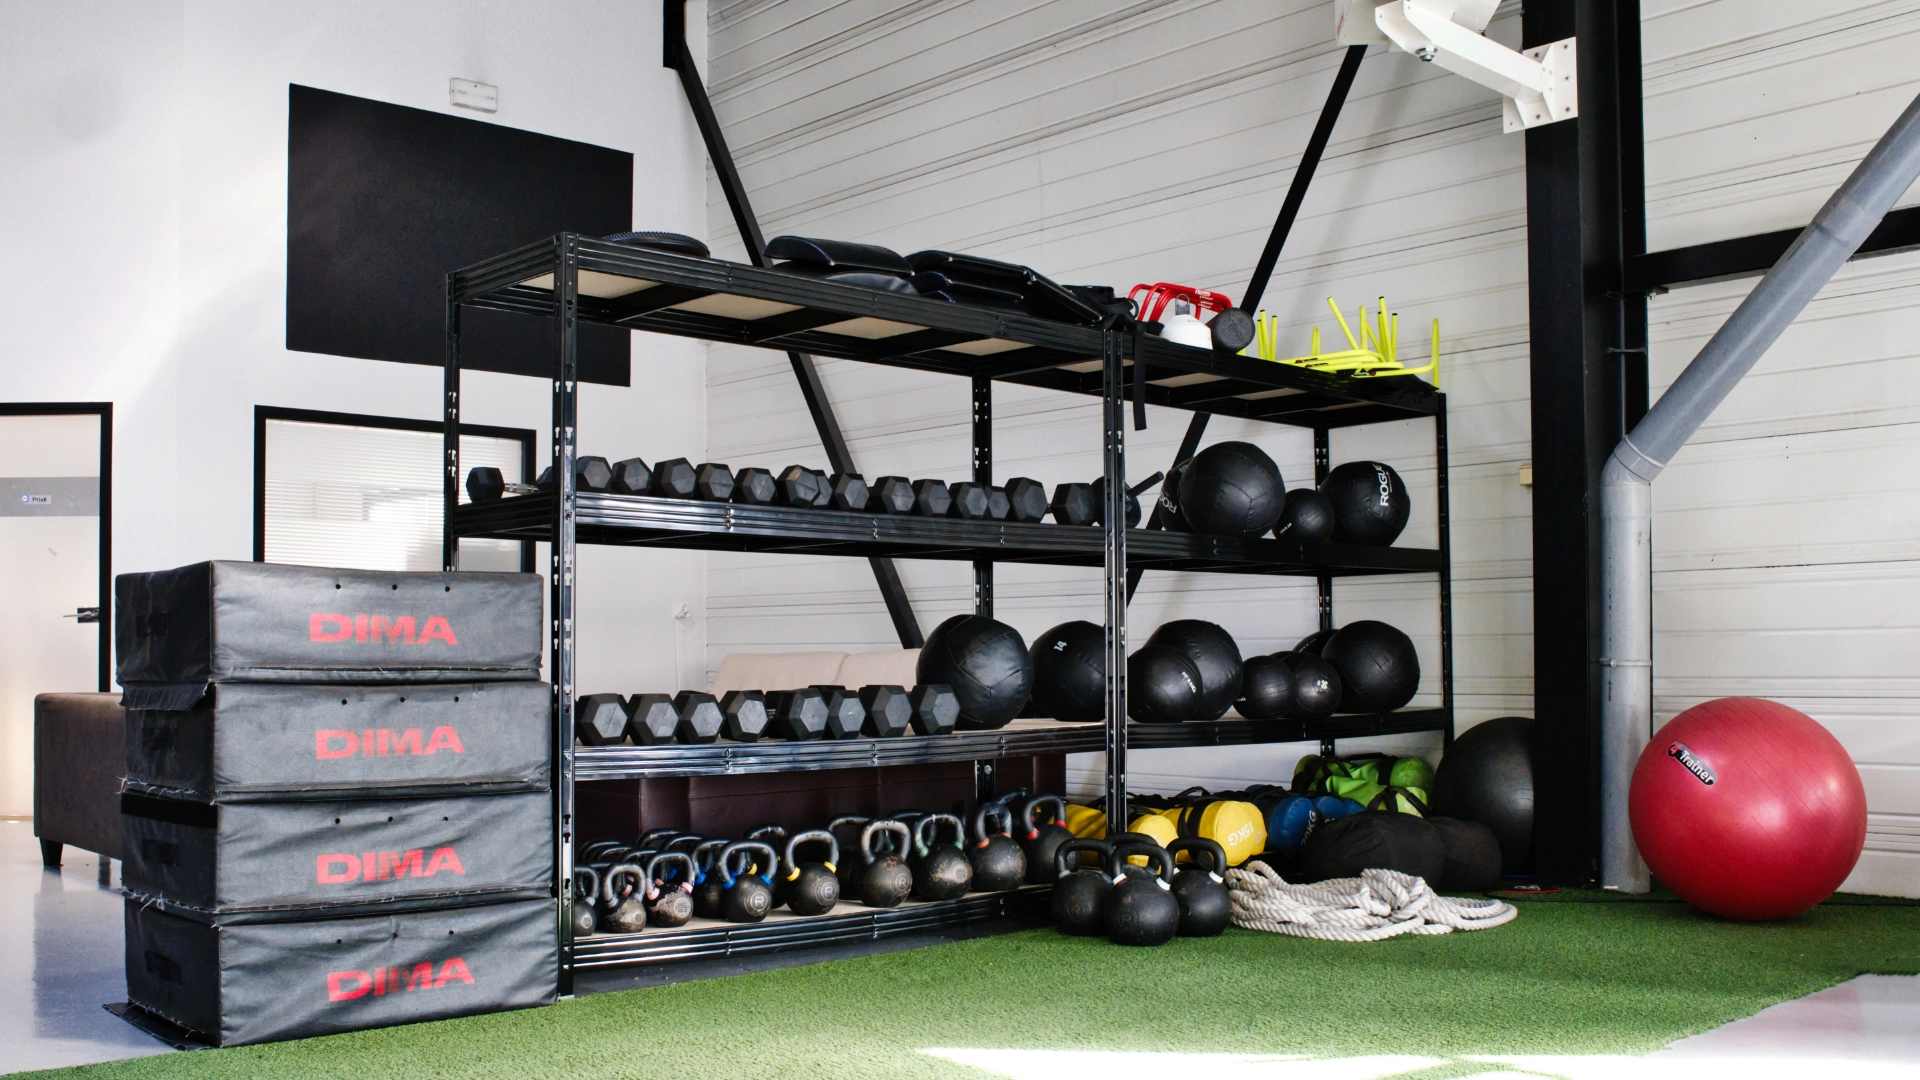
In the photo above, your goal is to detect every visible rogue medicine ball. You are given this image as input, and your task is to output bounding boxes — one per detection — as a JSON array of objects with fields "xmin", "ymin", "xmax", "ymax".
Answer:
[
  {"xmin": 1127, "ymin": 645, "xmax": 1202, "ymax": 724},
  {"xmin": 1176, "ymin": 441, "xmax": 1285, "ymax": 537},
  {"xmin": 1145, "ymin": 620, "xmax": 1244, "ymax": 722},
  {"xmin": 1324, "ymin": 460, "xmax": 1411, "ymax": 546},
  {"xmin": 1321, "ymin": 620, "xmax": 1420, "ymax": 713},
  {"xmin": 1274, "ymin": 488, "xmax": 1336, "ymax": 544},
  {"xmin": 916, "ymin": 614, "xmax": 1032, "ymax": 729},
  {"xmin": 1432, "ymin": 716, "xmax": 1535, "ymax": 874},
  {"xmin": 1028, "ymin": 620, "xmax": 1105, "ymax": 723}
]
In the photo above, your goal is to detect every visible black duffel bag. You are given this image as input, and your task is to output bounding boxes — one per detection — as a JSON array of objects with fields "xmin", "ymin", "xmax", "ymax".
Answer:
[{"xmin": 1298, "ymin": 811, "xmax": 1444, "ymax": 885}]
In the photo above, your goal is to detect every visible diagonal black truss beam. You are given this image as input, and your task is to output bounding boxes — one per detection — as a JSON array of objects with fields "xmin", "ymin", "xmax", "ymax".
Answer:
[{"xmin": 663, "ymin": 0, "xmax": 923, "ymax": 648}]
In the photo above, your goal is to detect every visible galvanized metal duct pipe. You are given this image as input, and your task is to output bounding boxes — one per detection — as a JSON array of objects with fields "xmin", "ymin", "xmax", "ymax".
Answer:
[{"xmin": 1600, "ymin": 89, "xmax": 1920, "ymax": 891}]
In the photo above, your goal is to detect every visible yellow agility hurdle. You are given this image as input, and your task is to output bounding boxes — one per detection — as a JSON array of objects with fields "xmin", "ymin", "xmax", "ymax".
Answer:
[{"xmin": 1248, "ymin": 297, "xmax": 1440, "ymax": 386}]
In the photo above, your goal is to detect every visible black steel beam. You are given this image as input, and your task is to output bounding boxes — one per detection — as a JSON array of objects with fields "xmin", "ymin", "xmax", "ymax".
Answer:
[
  {"xmin": 1630, "ymin": 204, "xmax": 1920, "ymax": 292},
  {"xmin": 1242, "ymin": 44, "xmax": 1368, "ymax": 313},
  {"xmin": 663, "ymin": 0, "xmax": 923, "ymax": 648}
]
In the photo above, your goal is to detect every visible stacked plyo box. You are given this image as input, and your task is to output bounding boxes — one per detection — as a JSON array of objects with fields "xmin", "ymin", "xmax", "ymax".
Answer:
[{"xmin": 116, "ymin": 561, "xmax": 556, "ymax": 1046}]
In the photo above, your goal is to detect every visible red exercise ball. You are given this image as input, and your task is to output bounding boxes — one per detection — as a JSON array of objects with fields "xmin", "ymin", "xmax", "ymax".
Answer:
[{"xmin": 1629, "ymin": 697, "xmax": 1866, "ymax": 920}]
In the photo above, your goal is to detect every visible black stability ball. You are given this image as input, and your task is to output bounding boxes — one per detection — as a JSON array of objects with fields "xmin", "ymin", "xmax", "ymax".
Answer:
[
  {"xmin": 1432, "ymin": 716, "xmax": 1535, "ymax": 874},
  {"xmin": 1321, "ymin": 620, "xmax": 1420, "ymax": 713},
  {"xmin": 1274, "ymin": 488, "xmax": 1336, "ymax": 543},
  {"xmin": 1274, "ymin": 651, "xmax": 1341, "ymax": 718},
  {"xmin": 1324, "ymin": 460, "xmax": 1411, "ymax": 546},
  {"xmin": 1145, "ymin": 620, "xmax": 1243, "ymax": 721},
  {"xmin": 1127, "ymin": 645, "xmax": 1201, "ymax": 724},
  {"xmin": 917, "ymin": 614, "xmax": 1032, "ymax": 729},
  {"xmin": 1293, "ymin": 628, "xmax": 1337, "ymax": 655},
  {"xmin": 1176, "ymin": 441, "xmax": 1285, "ymax": 537},
  {"xmin": 1234, "ymin": 653, "xmax": 1295, "ymax": 719},
  {"xmin": 1029, "ymin": 620, "xmax": 1105, "ymax": 723}
]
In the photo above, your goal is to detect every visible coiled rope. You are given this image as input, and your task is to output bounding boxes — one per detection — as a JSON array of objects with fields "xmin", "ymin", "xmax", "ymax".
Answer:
[{"xmin": 1225, "ymin": 861, "xmax": 1517, "ymax": 941}]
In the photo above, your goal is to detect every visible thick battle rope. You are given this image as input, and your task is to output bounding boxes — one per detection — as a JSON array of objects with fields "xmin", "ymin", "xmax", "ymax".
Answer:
[{"xmin": 1225, "ymin": 861, "xmax": 1518, "ymax": 941}]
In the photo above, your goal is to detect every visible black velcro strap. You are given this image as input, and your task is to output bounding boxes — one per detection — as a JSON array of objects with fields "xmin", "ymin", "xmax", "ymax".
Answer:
[{"xmin": 1132, "ymin": 321, "xmax": 1148, "ymax": 430}]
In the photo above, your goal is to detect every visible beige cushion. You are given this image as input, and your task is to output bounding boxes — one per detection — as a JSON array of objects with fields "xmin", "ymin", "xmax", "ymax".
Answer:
[
  {"xmin": 710, "ymin": 652, "xmax": 847, "ymax": 696},
  {"xmin": 834, "ymin": 649, "xmax": 921, "ymax": 689}
]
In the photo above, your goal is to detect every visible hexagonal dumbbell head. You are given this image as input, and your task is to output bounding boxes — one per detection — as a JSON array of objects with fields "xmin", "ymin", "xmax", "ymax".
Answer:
[
  {"xmin": 767, "ymin": 687, "xmax": 828, "ymax": 741},
  {"xmin": 986, "ymin": 486, "xmax": 1011, "ymax": 520},
  {"xmin": 733, "ymin": 467, "xmax": 777, "ymax": 505},
  {"xmin": 575, "ymin": 693, "xmax": 631, "ymax": 746},
  {"xmin": 908, "ymin": 684, "xmax": 960, "ymax": 736},
  {"xmin": 1050, "ymin": 483, "xmax": 1096, "ymax": 526},
  {"xmin": 871, "ymin": 476, "xmax": 915, "ymax": 514},
  {"xmin": 859, "ymin": 685, "xmax": 912, "ymax": 738},
  {"xmin": 534, "ymin": 466, "xmax": 556, "ymax": 491},
  {"xmin": 948, "ymin": 482, "xmax": 991, "ymax": 520},
  {"xmin": 672, "ymin": 691, "xmax": 724, "ymax": 743},
  {"xmin": 467, "ymin": 467, "xmax": 506, "ymax": 502},
  {"xmin": 609, "ymin": 458, "xmax": 652, "ymax": 495},
  {"xmin": 651, "ymin": 458, "xmax": 698, "ymax": 499},
  {"xmin": 720, "ymin": 690, "xmax": 770, "ymax": 741},
  {"xmin": 807, "ymin": 469, "xmax": 833, "ymax": 508},
  {"xmin": 774, "ymin": 466, "xmax": 820, "ymax": 507},
  {"xmin": 693, "ymin": 463, "xmax": 734, "ymax": 502},
  {"xmin": 575, "ymin": 456, "xmax": 614, "ymax": 492},
  {"xmin": 1004, "ymin": 477, "xmax": 1048, "ymax": 522},
  {"xmin": 828, "ymin": 473, "xmax": 869, "ymax": 512},
  {"xmin": 911, "ymin": 479, "xmax": 952, "ymax": 517},
  {"xmin": 811, "ymin": 685, "xmax": 867, "ymax": 740},
  {"xmin": 626, "ymin": 693, "xmax": 680, "ymax": 745}
]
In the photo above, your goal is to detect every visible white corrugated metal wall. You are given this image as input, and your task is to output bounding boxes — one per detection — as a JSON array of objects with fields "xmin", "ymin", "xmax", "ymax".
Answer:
[{"xmin": 1643, "ymin": 0, "xmax": 1920, "ymax": 896}]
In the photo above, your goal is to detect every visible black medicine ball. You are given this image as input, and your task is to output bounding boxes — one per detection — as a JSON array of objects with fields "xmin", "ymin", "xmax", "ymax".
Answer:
[
  {"xmin": 1321, "ymin": 620, "xmax": 1419, "ymax": 713},
  {"xmin": 1234, "ymin": 653, "xmax": 1296, "ymax": 719},
  {"xmin": 1324, "ymin": 460, "xmax": 1411, "ymax": 546},
  {"xmin": 1432, "ymin": 716, "xmax": 1536, "ymax": 874},
  {"xmin": 1126, "ymin": 645, "xmax": 1202, "ymax": 724},
  {"xmin": 1145, "ymin": 620, "xmax": 1243, "ymax": 721},
  {"xmin": 1293, "ymin": 628, "xmax": 1337, "ymax": 656},
  {"xmin": 1273, "ymin": 651, "xmax": 1341, "ymax": 718},
  {"xmin": 1176, "ymin": 442, "xmax": 1284, "ymax": 537},
  {"xmin": 917, "ymin": 614, "xmax": 1033, "ymax": 730},
  {"xmin": 1155, "ymin": 459, "xmax": 1193, "ymax": 532},
  {"xmin": 1274, "ymin": 488, "xmax": 1336, "ymax": 543},
  {"xmin": 1029, "ymin": 620, "xmax": 1105, "ymax": 723}
]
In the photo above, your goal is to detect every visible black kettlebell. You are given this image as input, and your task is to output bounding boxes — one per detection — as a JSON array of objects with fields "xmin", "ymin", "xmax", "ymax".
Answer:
[
  {"xmin": 599, "ymin": 862, "xmax": 650, "ymax": 934},
  {"xmin": 781, "ymin": 830, "xmax": 842, "ymax": 916},
  {"xmin": 691, "ymin": 838, "xmax": 731, "ymax": 920},
  {"xmin": 643, "ymin": 851, "xmax": 696, "ymax": 928},
  {"xmin": 571, "ymin": 866, "xmax": 600, "ymax": 937},
  {"xmin": 969, "ymin": 803, "xmax": 1027, "ymax": 892},
  {"xmin": 910, "ymin": 814, "xmax": 972, "ymax": 900},
  {"xmin": 1050, "ymin": 838, "xmax": 1113, "ymax": 936},
  {"xmin": 746, "ymin": 823, "xmax": 791, "ymax": 903},
  {"xmin": 1166, "ymin": 837, "xmax": 1232, "ymax": 937},
  {"xmin": 718, "ymin": 840, "xmax": 777, "ymax": 923},
  {"xmin": 1103, "ymin": 842, "xmax": 1180, "ymax": 947},
  {"xmin": 852, "ymin": 820, "xmax": 915, "ymax": 907},
  {"xmin": 827, "ymin": 815, "xmax": 871, "ymax": 897},
  {"xmin": 1017, "ymin": 794, "xmax": 1075, "ymax": 884}
]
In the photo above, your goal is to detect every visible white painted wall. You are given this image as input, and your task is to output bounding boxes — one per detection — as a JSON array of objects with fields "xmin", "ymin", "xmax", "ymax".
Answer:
[
  {"xmin": 1644, "ymin": 0, "xmax": 1920, "ymax": 896},
  {"xmin": 701, "ymin": 0, "xmax": 1535, "ymax": 797},
  {"xmin": 0, "ymin": 0, "xmax": 713, "ymax": 769}
]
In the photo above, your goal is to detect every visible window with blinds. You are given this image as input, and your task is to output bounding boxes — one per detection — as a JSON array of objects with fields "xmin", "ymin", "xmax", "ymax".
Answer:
[{"xmin": 260, "ymin": 415, "xmax": 529, "ymax": 572}]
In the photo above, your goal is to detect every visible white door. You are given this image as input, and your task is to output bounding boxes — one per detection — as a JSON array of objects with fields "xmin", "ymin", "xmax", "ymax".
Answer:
[{"xmin": 0, "ymin": 412, "xmax": 103, "ymax": 817}]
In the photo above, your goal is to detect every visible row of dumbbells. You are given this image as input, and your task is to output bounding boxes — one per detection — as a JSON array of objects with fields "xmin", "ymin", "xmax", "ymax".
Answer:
[
  {"xmin": 575, "ymin": 684, "xmax": 962, "ymax": 747},
  {"xmin": 467, "ymin": 459, "xmax": 1156, "ymax": 527}
]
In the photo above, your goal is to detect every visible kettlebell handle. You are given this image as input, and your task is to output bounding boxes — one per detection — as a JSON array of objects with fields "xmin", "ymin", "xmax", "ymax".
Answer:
[
  {"xmin": 1055, "ymin": 837, "xmax": 1111, "ymax": 878},
  {"xmin": 718, "ymin": 840, "xmax": 777, "ymax": 888},
  {"xmin": 784, "ymin": 829, "xmax": 840, "ymax": 880},
  {"xmin": 914, "ymin": 813, "xmax": 965, "ymax": 855},
  {"xmin": 970, "ymin": 802, "xmax": 1014, "ymax": 847},
  {"xmin": 572, "ymin": 865, "xmax": 601, "ymax": 904},
  {"xmin": 1019, "ymin": 794, "xmax": 1067, "ymax": 839},
  {"xmin": 1167, "ymin": 837, "xmax": 1229, "ymax": 879},
  {"xmin": 1106, "ymin": 841, "xmax": 1174, "ymax": 885},
  {"xmin": 644, "ymin": 851, "xmax": 695, "ymax": 899},
  {"xmin": 602, "ymin": 863, "xmax": 644, "ymax": 908},
  {"xmin": 691, "ymin": 838, "xmax": 729, "ymax": 884},
  {"xmin": 861, "ymin": 820, "xmax": 911, "ymax": 865}
]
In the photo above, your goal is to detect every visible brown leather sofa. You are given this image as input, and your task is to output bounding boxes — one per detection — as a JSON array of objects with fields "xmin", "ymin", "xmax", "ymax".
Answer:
[{"xmin": 33, "ymin": 692, "xmax": 125, "ymax": 868}]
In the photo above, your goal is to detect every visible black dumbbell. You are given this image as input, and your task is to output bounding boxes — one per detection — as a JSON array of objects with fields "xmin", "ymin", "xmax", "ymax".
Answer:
[
  {"xmin": 626, "ymin": 693, "xmax": 679, "ymax": 745},
  {"xmin": 609, "ymin": 458, "xmax": 652, "ymax": 495},
  {"xmin": 859, "ymin": 685, "xmax": 912, "ymax": 738},
  {"xmin": 775, "ymin": 466, "xmax": 820, "ymax": 507},
  {"xmin": 467, "ymin": 467, "xmax": 506, "ymax": 502},
  {"xmin": 828, "ymin": 473, "xmax": 869, "ymax": 511},
  {"xmin": 693, "ymin": 464, "xmax": 734, "ymax": 502},
  {"xmin": 909, "ymin": 684, "xmax": 960, "ymax": 736},
  {"xmin": 576, "ymin": 456, "xmax": 614, "ymax": 492},
  {"xmin": 986, "ymin": 486, "xmax": 1011, "ymax": 521},
  {"xmin": 912, "ymin": 480, "xmax": 951, "ymax": 517},
  {"xmin": 534, "ymin": 466, "xmax": 555, "ymax": 491},
  {"xmin": 948, "ymin": 482, "xmax": 991, "ymax": 520},
  {"xmin": 812, "ymin": 686, "xmax": 867, "ymax": 740},
  {"xmin": 1005, "ymin": 477, "xmax": 1048, "ymax": 522},
  {"xmin": 576, "ymin": 693, "xmax": 631, "ymax": 746},
  {"xmin": 1210, "ymin": 307, "xmax": 1256, "ymax": 352},
  {"xmin": 767, "ymin": 688, "xmax": 829, "ymax": 741},
  {"xmin": 807, "ymin": 469, "xmax": 833, "ymax": 508},
  {"xmin": 672, "ymin": 691, "xmax": 724, "ymax": 744},
  {"xmin": 733, "ymin": 467, "xmax": 776, "ymax": 505},
  {"xmin": 1050, "ymin": 483, "xmax": 1095, "ymax": 526},
  {"xmin": 720, "ymin": 691, "xmax": 769, "ymax": 741},
  {"xmin": 651, "ymin": 458, "xmax": 698, "ymax": 499},
  {"xmin": 871, "ymin": 476, "xmax": 915, "ymax": 514}
]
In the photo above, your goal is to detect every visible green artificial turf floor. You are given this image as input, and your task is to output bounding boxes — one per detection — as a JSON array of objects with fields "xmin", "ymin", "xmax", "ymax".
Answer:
[{"xmin": 20, "ymin": 898, "xmax": 1920, "ymax": 1080}]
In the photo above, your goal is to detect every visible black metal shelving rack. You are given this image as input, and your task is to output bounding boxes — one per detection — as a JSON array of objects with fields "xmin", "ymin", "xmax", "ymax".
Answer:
[{"xmin": 443, "ymin": 233, "xmax": 1452, "ymax": 990}]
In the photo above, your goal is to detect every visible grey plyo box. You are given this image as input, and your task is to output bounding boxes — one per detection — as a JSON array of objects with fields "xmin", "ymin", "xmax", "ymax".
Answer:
[
  {"xmin": 116, "ymin": 561, "xmax": 542, "ymax": 695},
  {"xmin": 125, "ymin": 681, "xmax": 552, "ymax": 802},
  {"xmin": 126, "ymin": 898, "xmax": 557, "ymax": 1046},
  {"xmin": 122, "ymin": 791, "xmax": 553, "ymax": 923}
]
